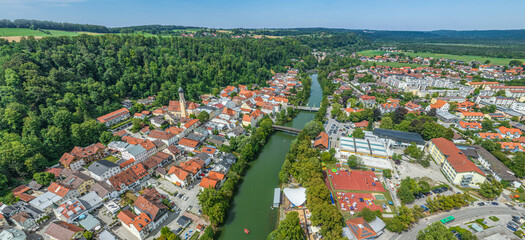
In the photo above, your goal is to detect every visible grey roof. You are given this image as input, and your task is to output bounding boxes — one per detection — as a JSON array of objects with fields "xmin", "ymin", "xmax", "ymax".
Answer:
[
  {"xmin": 90, "ymin": 181, "xmax": 115, "ymax": 199},
  {"xmin": 88, "ymin": 160, "xmax": 119, "ymax": 177},
  {"xmin": 372, "ymin": 128, "xmax": 426, "ymax": 145},
  {"xmin": 436, "ymin": 110, "xmax": 459, "ymax": 120},
  {"xmin": 208, "ymin": 135, "xmax": 226, "ymax": 142},
  {"xmin": 222, "ymin": 153, "xmax": 237, "ymax": 164},
  {"xmin": 98, "ymin": 230, "xmax": 116, "ymax": 240},
  {"xmin": 79, "ymin": 191, "xmax": 103, "ymax": 210},
  {"xmin": 108, "ymin": 141, "xmax": 129, "ymax": 149},
  {"xmin": 177, "ymin": 216, "xmax": 191, "ymax": 227},
  {"xmin": 186, "ymin": 133, "xmax": 206, "ymax": 142},
  {"xmin": 29, "ymin": 191, "xmax": 62, "ymax": 211},
  {"xmin": 152, "ymin": 140, "xmax": 166, "ymax": 149},
  {"xmin": 196, "ymin": 152, "xmax": 211, "ymax": 161},
  {"xmin": 125, "ymin": 144, "xmax": 147, "ymax": 156},
  {"xmin": 78, "ymin": 214, "xmax": 100, "ymax": 231},
  {"xmin": 0, "ymin": 228, "xmax": 26, "ymax": 240},
  {"xmin": 369, "ymin": 217, "xmax": 386, "ymax": 234},
  {"xmin": 473, "ymin": 145, "xmax": 519, "ymax": 181},
  {"xmin": 27, "ymin": 180, "xmax": 43, "ymax": 190}
]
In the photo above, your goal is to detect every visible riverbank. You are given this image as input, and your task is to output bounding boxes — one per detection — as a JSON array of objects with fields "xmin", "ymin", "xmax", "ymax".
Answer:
[{"xmin": 216, "ymin": 74, "xmax": 322, "ymax": 240}]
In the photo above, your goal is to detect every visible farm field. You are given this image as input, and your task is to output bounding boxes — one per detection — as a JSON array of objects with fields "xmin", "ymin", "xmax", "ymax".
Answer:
[
  {"xmin": 0, "ymin": 28, "xmax": 100, "ymax": 42},
  {"xmin": 357, "ymin": 50, "xmax": 525, "ymax": 66}
]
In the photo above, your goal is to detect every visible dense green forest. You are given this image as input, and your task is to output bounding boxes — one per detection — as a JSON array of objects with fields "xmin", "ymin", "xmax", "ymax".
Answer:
[{"xmin": 0, "ymin": 34, "xmax": 315, "ymax": 195}]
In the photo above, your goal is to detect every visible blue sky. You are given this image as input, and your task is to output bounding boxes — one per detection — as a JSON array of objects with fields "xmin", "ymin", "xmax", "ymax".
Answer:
[{"xmin": 1, "ymin": 0, "xmax": 524, "ymax": 30}]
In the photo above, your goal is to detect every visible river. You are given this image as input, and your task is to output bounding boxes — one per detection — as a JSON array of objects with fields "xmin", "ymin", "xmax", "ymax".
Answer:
[{"xmin": 217, "ymin": 74, "xmax": 322, "ymax": 240}]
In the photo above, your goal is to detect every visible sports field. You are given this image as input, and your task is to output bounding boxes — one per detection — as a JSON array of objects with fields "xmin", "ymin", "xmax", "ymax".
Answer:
[{"xmin": 357, "ymin": 50, "xmax": 525, "ymax": 66}]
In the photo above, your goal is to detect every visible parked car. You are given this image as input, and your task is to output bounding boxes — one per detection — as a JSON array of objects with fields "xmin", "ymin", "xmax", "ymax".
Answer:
[
  {"xmin": 490, "ymin": 202, "xmax": 498, "ymax": 205},
  {"xmin": 477, "ymin": 202, "xmax": 485, "ymax": 206}
]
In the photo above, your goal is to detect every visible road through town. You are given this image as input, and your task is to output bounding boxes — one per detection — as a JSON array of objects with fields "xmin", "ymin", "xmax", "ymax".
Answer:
[{"xmin": 388, "ymin": 206, "xmax": 525, "ymax": 240}]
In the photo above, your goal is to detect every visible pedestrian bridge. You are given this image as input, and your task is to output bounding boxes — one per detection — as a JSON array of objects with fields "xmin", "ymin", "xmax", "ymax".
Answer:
[
  {"xmin": 289, "ymin": 106, "xmax": 320, "ymax": 112},
  {"xmin": 272, "ymin": 125, "xmax": 301, "ymax": 135}
]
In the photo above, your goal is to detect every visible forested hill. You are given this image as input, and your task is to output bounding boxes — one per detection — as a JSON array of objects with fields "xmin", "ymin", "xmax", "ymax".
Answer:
[
  {"xmin": 0, "ymin": 34, "xmax": 315, "ymax": 195},
  {"xmin": 357, "ymin": 29, "xmax": 525, "ymax": 43}
]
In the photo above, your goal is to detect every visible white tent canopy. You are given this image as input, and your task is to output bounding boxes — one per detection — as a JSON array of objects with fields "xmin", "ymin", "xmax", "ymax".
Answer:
[{"xmin": 283, "ymin": 187, "xmax": 307, "ymax": 206}]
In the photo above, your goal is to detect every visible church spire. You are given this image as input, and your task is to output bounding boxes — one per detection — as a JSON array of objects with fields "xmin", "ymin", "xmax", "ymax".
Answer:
[{"xmin": 179, "ymin": 87, "xmax": 187, "ymax": 117}]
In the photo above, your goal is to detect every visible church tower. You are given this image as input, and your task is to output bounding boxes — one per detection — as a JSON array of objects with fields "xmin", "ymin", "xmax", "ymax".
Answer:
[{"xmin": 179, "ymin": 87, "xmax": 187, "ymax": 118}]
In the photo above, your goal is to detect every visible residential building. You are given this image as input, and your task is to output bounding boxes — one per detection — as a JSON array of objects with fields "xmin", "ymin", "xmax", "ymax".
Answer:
[
  {"xmin": 0, "ymin": 228, "xmax": 26, "ymax": 240},
  {"xmin": 426, "ymin": 138, "xmax": 486, "ymax": 187},
  {"xmin": 96, "ymin": 108, "xmax": 130, "ymax": 127},
  {"xmin": 133, "ymin": 188, "xmax": 168, "ymax": 231},
  {"xmin": 499, "ymin": 142, "xmax": 523, "ymax": 152},
  {"xmin": 426, "ymin": 99, "xmax": 449, "ymax": 112},
  {"xmin": 148, "ymin": 130, "xmax": 178, "ymax": 146},
  {"xmin": 458, "ymin": 111, "xmax": 484, "ymax": 121},
  {"xmin": 117, "ymin": 210, "xmax": 152, "ymax": 240},
  {"xmin": 10, "ymin": 212, "xmax": 37, "ymax": 231},
  {"xmin": 378, "ymin": 102, "xmax": 399, "ymax": 114},
  {"xmin": 59, "ymin": 143, "xmax": 106, "ymax": 170},
  {"xmin": 54, "ymin": 199, "xmax": 87, "ymax": 223},
  {"xmin": 88, "ymin": 160, "xmax": 121, "ymax": 181},
  {"xmin": 456, "ymin": 121, "xmax": 482, "ymax": 131},
  {"xmin": 496, "ymin": 126, "xmax": 522, "ymax": 139},
  {"xmin": 199, "ymin": 171, "xmax": 226, "ymax": 189},
  {"xmin": 313, "ymin": 132, "xmax": 330, "ymax": 150},
  {"xmin": 178, "ymin": 138, "xmax": 201, "ymax": 152},
  {"xmin": 477, "ymin": 132, "xmax": 503, "ymax": 140},
  {"xmin": 404, "ymin": 101, "xmax": 421, "ymax": 112},
  {"xmin": 359, "ymin": 95, "xmax": 377, "ymax": 108},
  {"xmin": 473, "ymin": 146, "xmax": 520, "ymax": 187},
  {"xmin": 45, "ymin": 221, "xmax": 84, "ymax": 240},
  {"xmin": 107, "ymin": 164, "xmax": 149, "ymax": 194}
]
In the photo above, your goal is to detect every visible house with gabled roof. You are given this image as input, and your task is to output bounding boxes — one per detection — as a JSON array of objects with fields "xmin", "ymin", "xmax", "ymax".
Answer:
[
  {"xmin": 314, "ymin": 132, "xmax": 330, "ymax": 150},
  {"xmin": 44, "ymin": 221, "xmax": 84, "ymax": 240},
  {"xmin": 59, "ymin": 143, "xmax": 107, "ymax": 170},
  {"xmin": 166, "ymin": 166, "xmax": 191, "ymax": 187},
  {"xmin": 117, "ymin": 210, "xmax": 152, "ymax": 240},
  {"xmin": 133, "ymin": 188, "xmax": 168, "ymax": 230},
  {"xmin": 456, "ymin": 121, "xmax": 482, "ymax": 131}
]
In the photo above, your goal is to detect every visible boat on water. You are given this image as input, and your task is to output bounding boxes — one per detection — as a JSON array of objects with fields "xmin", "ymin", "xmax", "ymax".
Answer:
[{"xmin": 244, "ymin": 228, "xmax": 250, "ymax": 234}]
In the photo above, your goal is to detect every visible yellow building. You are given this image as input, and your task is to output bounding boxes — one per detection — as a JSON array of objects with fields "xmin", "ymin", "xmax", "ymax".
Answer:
[{"xmin": 426, "ymin": 138, "xmax": 486, "ymax": 187}]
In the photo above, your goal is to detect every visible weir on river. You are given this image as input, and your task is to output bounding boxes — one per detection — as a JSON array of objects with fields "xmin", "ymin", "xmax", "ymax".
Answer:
[{"xmin": 217, "ymin": 74, "xmax": 322, "ymax": 240}]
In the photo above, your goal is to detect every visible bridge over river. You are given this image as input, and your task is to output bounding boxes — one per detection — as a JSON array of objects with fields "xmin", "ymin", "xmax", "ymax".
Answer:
[{"xmin": 272, "ymin": 125, "xmax": 301, "ymax": 135}]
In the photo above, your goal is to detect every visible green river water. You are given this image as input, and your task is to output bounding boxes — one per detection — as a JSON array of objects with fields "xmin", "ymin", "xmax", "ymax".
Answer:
[{"xmin": 217, "ymin": 74, "xmax": 322, "ymax": 240}]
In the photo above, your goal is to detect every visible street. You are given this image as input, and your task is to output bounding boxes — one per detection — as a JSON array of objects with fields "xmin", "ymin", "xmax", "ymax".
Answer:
[{"xmin": 386, "ymin": 205, "xmax": 525, "ymax": 240}]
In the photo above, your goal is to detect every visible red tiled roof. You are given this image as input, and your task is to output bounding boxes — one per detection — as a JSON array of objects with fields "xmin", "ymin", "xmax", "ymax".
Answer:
[
  {"xmin": 431, "ymin": 138, "xmax": 484, "ymax": 175},
  {"xmin": 178, "ymin": 138, "xmax": 200, "ymax": 148},
  {"xmin": 97, "ymin": 108, "xmax": 129, "ymax": 123},
  {"xmin": 184, "ymin": 119, "xmax": 200, "ymax": 129},
  {"xmin": 47, "ymin": 182, "xmax": 71, "ymax": 197},
  {"xmin": 314, "ymin": 132, "xmax": 329, "ymax": 149},
  {"xmin": 346, "ymin": 217, "xmax": 378, "ymax": 240}
]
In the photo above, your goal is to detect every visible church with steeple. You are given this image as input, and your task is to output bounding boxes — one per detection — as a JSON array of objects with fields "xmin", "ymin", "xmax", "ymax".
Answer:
[{"xmin": 168, "ymin": 87, "xmax": 198, "ymax": 117}]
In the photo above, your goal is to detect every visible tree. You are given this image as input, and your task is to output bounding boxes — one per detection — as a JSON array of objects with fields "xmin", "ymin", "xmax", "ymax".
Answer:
[
  {"xmin": 99, "ymin": 131, "xmax": 115, "ymax": 145},
  {"xmin": 478, "ymin": 179, "xmax": 503, "ymax": 199},
  {"xmin": 418, "ymin": 181, "xmax": 431, "ymax": 193},
  {"xmin": 383, "ymin": 169, "xmax": 392, "ymax": 179},
  {"xmin": 352, "ymin": 128, "xmax": 364, "ymax": 139},
  {"xmin": 33, "ymin": 172, "xmax": 56, "ymax": 186},
  {"xmin": 347, "ymin": 155, "xmax": 362, "ymax": 169},
  {"xmin": 267, "ymin": 211, "xmax": 305, "ymax": 240},
  {"xmin": 197, "ymin": 111, "xmax": 210, "ymax": 123},
  {"xmin": 398, "ymin": 183, "xmax": 415, "ymax": 204},
  {"xmin": 83, "ymin": 231, "xmax": 93, "ymax": 240},
  {"xmin": 301, "ymin": 121, "xmax": 324, "ymax": 139},
  {"xmin": 417, "ymin": 222, "xmax": 455, "ymax": 240},
  {"xmin": 379, "ymin": 117, "xmax": 394, "ymax": 129},
  {"xmin": 199, "ymin": 226, "xmax": 215, "ymax": 240},
  {"xmin": 509, "ymin": 60, "xmax": 523, "ymax": 66},
  {"xmin": 404, "ymin": 142, "xmax": 423, "ymax": 160},
  {"xmin": 357, "ymin": 207, "xmax": 381, "ymax": 222},
  {"xmin": 131, "ymin": 118, "xmax": 142, "ymax": 132}
]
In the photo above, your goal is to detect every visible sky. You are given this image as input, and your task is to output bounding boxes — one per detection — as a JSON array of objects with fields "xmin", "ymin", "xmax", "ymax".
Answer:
[{"xmin": 0, "ymin": 0, "xmax": 524, "ymax": 31}]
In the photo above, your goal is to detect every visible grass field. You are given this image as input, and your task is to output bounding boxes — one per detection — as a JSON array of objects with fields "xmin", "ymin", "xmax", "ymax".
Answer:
[
  {"xmin": 0, "ymin": 28, "xmax": 49, "ymax": 37},
  {"xmin": 357, "ymin": 50, "xmax": 525, "ymax": 66}
]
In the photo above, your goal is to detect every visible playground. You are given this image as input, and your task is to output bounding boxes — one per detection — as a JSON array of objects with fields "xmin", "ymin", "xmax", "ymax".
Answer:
[{"xmin": 334, "ymin": 192, "xmax": 385, "ymax": 212}]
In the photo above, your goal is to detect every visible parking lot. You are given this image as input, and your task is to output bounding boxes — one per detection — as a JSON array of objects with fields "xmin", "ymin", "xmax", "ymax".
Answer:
[
  {"xmin": 324, "ymin": 117, "xmax": 352, "ymax": 149},
  {"xmin": 148, "ymin": 178, "xmax": 205, "ymax": 239}
]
